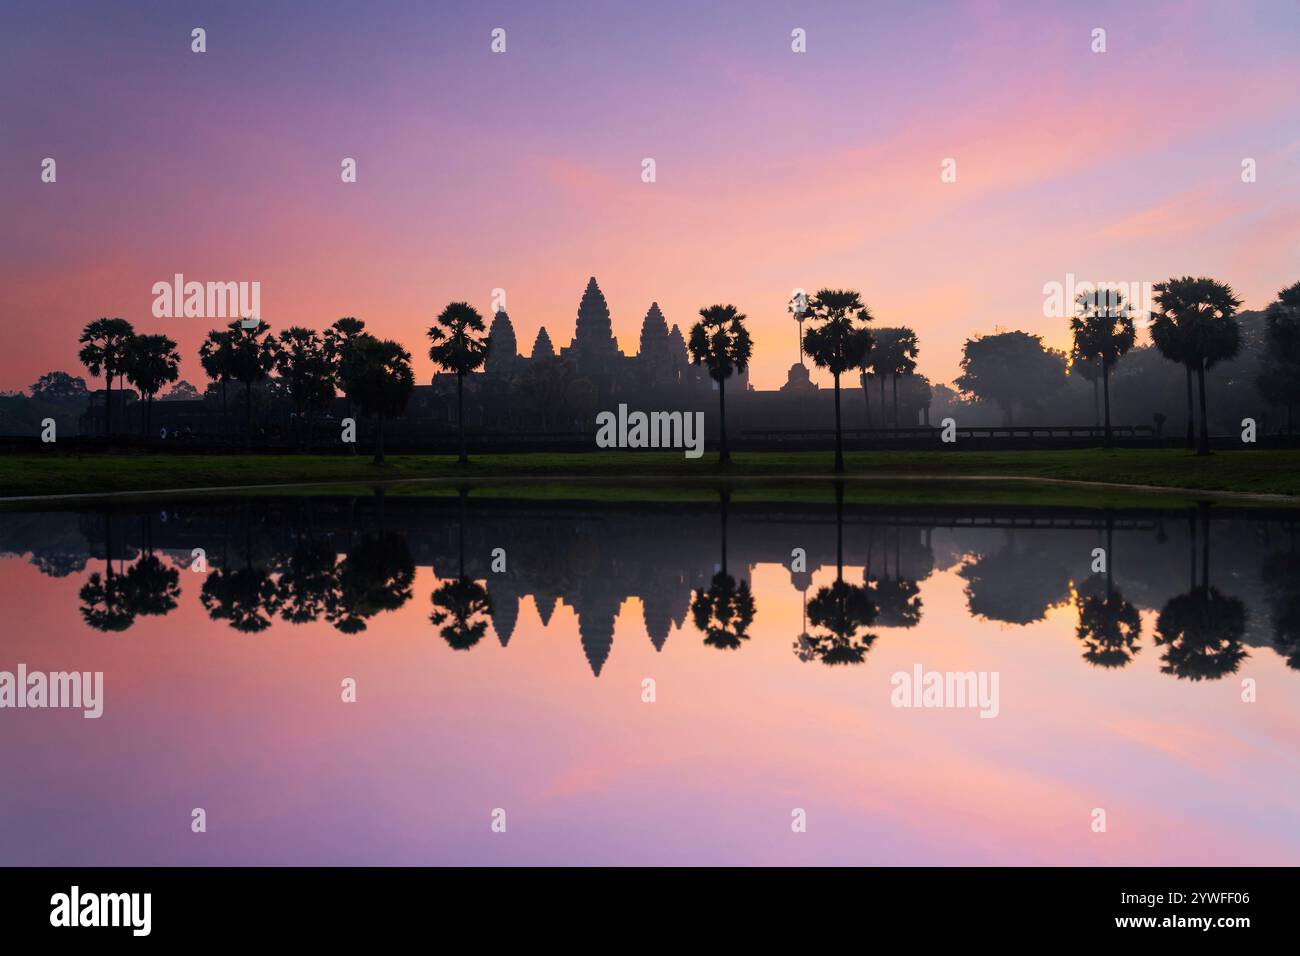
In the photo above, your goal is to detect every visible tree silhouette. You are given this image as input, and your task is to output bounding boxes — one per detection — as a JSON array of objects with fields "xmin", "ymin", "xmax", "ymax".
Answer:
[
  {"xmin": 955, "ymin": 331, "xmax": 1066, "ymax": 426},
  {"xmin": 798, "ymin": 484, "xmax": 877, "ymax": 664},
  {"xmin": 274, "ymin": 326, "xmax": 336, "ymax": 452},
  {"xmin": 1256, "ymin": 281, "xmax": 1300, "ymax": 435},
  {"xmin": 687, "ymin": 305, "xmax": 752, "ymax": 465},
  {"xmin": 1149, "ymin": 277, "xmax": 1242, "ymax": 456},
  {"xmin": 323, "ymin": 317, "xmax": 367, "ymax": 453},
  {"xmin": 428, "ymin": 302, "xmax": 490, "ymax": 464},
  {"xmin": 342, "ymin": 335, "xmax": 415, "ymax": 465},
  {"xmin": 122, "ymin": 553, "xmax": 181, "ymax": 617},
  {"xmin": 1069, "ymin": 289, "xmax": 1136, "ymax": 447},
  {"xmin": 227, "ymin": 319, "xmax": 278, "ymax": 450},
  {"xmin": 78, "ymin": 317, "xmax": 135, "ymax": 437},
  {"xmin": 275, "ymin": 538, "xmax": 339, "ymax": 624},
  {"xmin": 123, "ymin": 333, "xmax": 181, "ymax": 436},
  {"xmin": 198, "ymin": 327, "xmax": 238, "ymax": 436},
  {"xmin": 690, "ymin": 489, "xmax": 756, "ymax": 649},
  {"xmin": 803, "ymin": 290, "xmax": 874, "ymax": 472}
]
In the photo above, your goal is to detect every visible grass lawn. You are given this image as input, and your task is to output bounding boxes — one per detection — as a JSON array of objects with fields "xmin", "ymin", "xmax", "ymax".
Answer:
[{"xmin": 1, "ymin": 448, "xmax": 1298, "ymax": 504}]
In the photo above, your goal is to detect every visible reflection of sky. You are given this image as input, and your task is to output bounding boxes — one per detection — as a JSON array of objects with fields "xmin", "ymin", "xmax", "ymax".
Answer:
[
  {"xmin": 2, "ymin": 1, "xmax": 1299, "ymax": 393},
  {"xmin": 2, "ymin": 551, "xmax": 1296, "ymax": 865}
]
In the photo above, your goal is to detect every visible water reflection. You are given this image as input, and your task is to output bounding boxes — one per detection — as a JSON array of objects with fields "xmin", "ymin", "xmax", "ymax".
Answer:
[{"xmin": 3, "ymin": 490, "xmax": 1298, "ymax": 679}]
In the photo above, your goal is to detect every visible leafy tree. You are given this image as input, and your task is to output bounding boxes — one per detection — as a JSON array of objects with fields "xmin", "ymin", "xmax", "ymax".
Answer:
[
  {"xmin": 1070, "ymin": 289, "xmax": 1136, "ymax": 447},
  {"xmin": 803, "ymin": 290, "xmax": 875, "ymax": 472},
  {"xmin": 274, "ymin": 326, "xmax": 336, "ymax": 452},
  {"xmin": 161, "ymin": 380, "xmax": 201, "ymax": 401},
  {"xmin": 77, "ymin": 317, "xmax": 135, "ymax": 437},
  {"xmin": 955, "ymin": 330, "xmax": 1066, "ymax": 426},
  {"xmin": 199, "ymin": 327, "xmax": 239, "ymax": 434},
  {"xmin": 1149, "ymin": 277, "xmax": 1241, "ymax": 456},
  {"xmin": 329, "ymin": 532, "xmax": 415, "ymax": 633},
  {"xmin": 342, "ymin": 335, "xmax": 415, "ymax": 465},
  {"xmin": 30, "ymin": 371, "xmax": 88, "ymax": 402},
  {"xmin": 1256, "ymin": 281, "xmax": 1300, "ymax": 434},
  {"xmin": 123, "ymin": 334, "xmax": 181, "ymax": 436},
  {"xmin": 687, "ymin": 304, "xmax": 752, "ymax": 465},
  {"xmin": 428, "ymin": 302, "xmax": 489, "ymax": 464}
]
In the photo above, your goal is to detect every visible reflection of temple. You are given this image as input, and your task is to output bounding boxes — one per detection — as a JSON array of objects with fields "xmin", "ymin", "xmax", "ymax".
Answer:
[{"xmin": 7, "ymin": 499, "xmax": 1297, "ymax": 678}]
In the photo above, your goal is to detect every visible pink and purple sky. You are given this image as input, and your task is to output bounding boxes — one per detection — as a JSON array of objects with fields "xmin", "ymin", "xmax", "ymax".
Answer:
[{"xmin": 2, "ymin": 0, "xmax": 1298, "ymax": 392}]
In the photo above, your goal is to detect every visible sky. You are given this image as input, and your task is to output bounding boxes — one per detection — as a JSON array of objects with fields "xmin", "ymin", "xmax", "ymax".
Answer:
[{"xmin": 2, "ymin": 0, "xmax": 1299, "ymax": 393}]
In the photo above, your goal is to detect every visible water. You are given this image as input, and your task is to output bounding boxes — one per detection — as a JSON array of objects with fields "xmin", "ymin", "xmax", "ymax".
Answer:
[{"xmin": 2, "ymin": 489, "xmax": 1297, "ymax": 865}]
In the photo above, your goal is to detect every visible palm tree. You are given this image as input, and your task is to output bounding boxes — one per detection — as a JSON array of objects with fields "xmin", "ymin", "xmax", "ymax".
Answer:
[
  {"xmin": 871, "ymin": 327, "xmax": 920, "ymax": 430},
  {"xmin": 274, "ymin": 326, "xmax": 336, "ymax": 452},
  {"xmin": 341, "ymin": 335, "xmax": 415, "ymax": 465},
  {"xmin": 1070, "ymin": 289, "xmax": 1136, "ymax": 448},
  {"xmin": 198, "ymin": 327, "xmax": 238, "ymax": 436},
  {"xmin": 227, "ymin": 318, "xmax": 278, "ymax": 450},
  {"xmin": 689, "ymin": 489, "xmax": 756, "ymax": 648},
  {"xmin": 428, "ymin": 302, "xmax": 490, "ymax": 464},
  {"xmin": 1149, "ymin": 277, "xmax": 1242, "ymax": 456},
  {"xmin": 803, "ymin": 290, "xmax": 875, "ymax": 472},
  {"xmin": 77, "ymin": 317, "xmax": 135, "ymax": 437},
  {"xmin": 687, "ymin": 304, "xmax": 752, "ymax": 465},
  {"xmin": 323, "ymin": 317, "xmax": 367, "ymax": 454},
  {"xmin": 123, "ymin": 333, "xmax": 181, "ymax": 436}
]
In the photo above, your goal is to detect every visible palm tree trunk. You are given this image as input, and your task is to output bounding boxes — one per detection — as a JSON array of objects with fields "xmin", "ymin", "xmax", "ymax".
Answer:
[
  {"xmin": 146, "ymin": 396, "xmax": 154, "ymax": 437},
  {"xmin": 1196, "ymin": 362, "xmax": 1210, "ymax": 456},
  {"xmin": 719, "ymin": 489, "xmax": 729, "ymax": 575},
  {"xmin": 891, "ymin": 375, "xmax": 899, "ymax": 432},
  {"xmin": 718, "ymin": 375, "xmax": 730, "ymax": 465},
  {"xmin": 1102, "ymin": 357, "xmax": 1113, "ymax": 448},
  {"xmin": 1184, "ymin": 365, "xmax": 1194, "ymax": 449},
  {"xmin": 457, "ymin": 371, "xmax": 467, "ymax": 464},
  {"xmin": 879, "ymin": 375, "xmax": 886, "ymax": 424},
  {"xmin": 833, "ymin": 372, "xmax": 844, "ymax": 473},
  {"xmin": 221, "ymin": 380, "xmax": 228, "ymax": 437},
  {"xmin": 1092, "ymin": 376, "xmax": 1100, "ymax": 428},
  {"xmin": 374, "ymin": 411, "xmax": 385, "ymax": 465},
  {"xmin": 105, "ymin": 369, "xmax": 113, "ymax": 437},
  {"xmin": 862, "ymin": 371, "xmax": 872, "ymax": 427},
  {"xmin": 834, "ymin": 481, "xmax": 845, "ymax": 581},
  {"xmin": 244, "ymin": 380, "xmax": 253, "ymax": 452}
]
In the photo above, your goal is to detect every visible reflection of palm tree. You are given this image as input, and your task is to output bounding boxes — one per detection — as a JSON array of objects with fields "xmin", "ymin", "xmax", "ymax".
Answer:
[
  {"xmin": 275, "ymin": 538, "xmax": 339, "ymax": 624},
  {"xmin": 690, "ymin": 489, "xmax": 756, "ymax": 649},
  {"xmin": 122, "ymin": 553, "xmax": 180, "ymax": 617},
  {"xmin": 200, "ymin": 515, "xmax": 280, "ymax": 632},
  {"xmin": 79, "ymin": 517, "xmax": 135, "ymax": 632},
  {"xmin": 1074, "ymin": 516, "xmax": 1141, "ymax": 668},
  {"xmin": 1154, "ymin": 505, "xmax": 1247, "ymax": 680},
  {"xmin": 430, "ymin": 490, "xmax": 493, "ymax": 650},
  {"xmin": 329, "ymin": 532, "xmax": 414, "ymax": 633},
  {"xmin": 865, "ymin": 526, "xmax": 922, "ymax": 628},
  {"xmin": 798, "ymin": 483, "xmax": 877, "ymax": 665}
]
